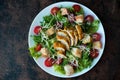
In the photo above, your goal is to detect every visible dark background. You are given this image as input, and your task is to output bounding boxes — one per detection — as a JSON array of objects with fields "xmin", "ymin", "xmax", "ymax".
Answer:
[{"xmin": 0, "ymin": 0, "xmax": 120, "ymax": 80}]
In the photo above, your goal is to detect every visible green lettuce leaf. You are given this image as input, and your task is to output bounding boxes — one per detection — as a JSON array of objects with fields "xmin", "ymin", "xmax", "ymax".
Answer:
[{"xmin": 54, "ymin": 64, "xmax": 65, "ymax": 74}]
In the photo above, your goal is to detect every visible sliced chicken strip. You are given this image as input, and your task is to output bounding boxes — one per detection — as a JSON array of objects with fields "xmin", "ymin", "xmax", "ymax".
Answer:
[
  {"xmin": 57, "ymin": 30, "xmax": 68, "ymax": 37},
  {"xmin": 57, "ymin": 50, "xmax": 66, "ymax": 58},
  {"xmin": 75, "ymin": 25, "xmax": 83, "ymax": 40},
  {"xmin": 53, "ymin": 41, "xmax": 66, "ymax": 51},
  {"xmin": 74, "ymin": 30, "xmax": 79, "ymax": 46},
  {"xmin": 56, "ymin": 35, "xmax": 70, "ymax": 50},
  {"xmin": 57, "ymin": 30, "xmax": 70, "ymax": 45},
  {"xmin": 66, "ymin": 29, "xmax": 75, "ymax": 46}
]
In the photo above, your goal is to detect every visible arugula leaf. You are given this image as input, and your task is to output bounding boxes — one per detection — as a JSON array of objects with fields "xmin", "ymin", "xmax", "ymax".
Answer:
[
  {"xmin": 92, "ymin": 20, "xmax": 100, "ymax": 27},
  {"xmin": 43, "ymin": 14, "xmax": 56, "ymax": 26},
  {"xmin": 33, "ymin": 35, "xmax": 42, "ymax": 43},
  {"xmin": 43, "ymin": 15, "xmax": 53, "ymax": 23}
]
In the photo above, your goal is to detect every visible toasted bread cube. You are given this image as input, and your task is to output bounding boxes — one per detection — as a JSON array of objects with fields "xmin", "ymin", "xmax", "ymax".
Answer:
[
  {"xmin": 40, "ymin": 48, "xmax": 49, "ymax": 57},
  {"xmin": 46, "ymin": 27, "xmax": 55, "ymax": 36},
  {"xmin": 82, "ymin": 34, "xmax": 92, "ymax": 44},
  {"xmin": 93, "ymin": 41, "xmax": 102, "ymax": 49},
  {"xmin": 64, "ymin": 64, "xmax": 74, "ymax": 76},
  {"xmin": 66, "ymin": 29, "xmax": 75, "ymax": 46},
  {"xmin": 75, "ymin": 15, "xmax": 84, "ymax": 23},
  {"xmin": 71, "ymin": 48, "xmax": 82, "ymax": 58},
  {"xmin": 60, "ymin": 8, "xmax": 69, "ymax": 15}
]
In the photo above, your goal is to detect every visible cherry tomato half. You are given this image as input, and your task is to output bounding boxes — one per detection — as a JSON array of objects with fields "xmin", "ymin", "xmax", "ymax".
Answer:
[
  {"xmin": 85, "ymin": 15, "xmax": 94, "ymax": 23},
  {"xmin": 51, "ymin": 7, "xmax": 60, "ymax": 15},
  {"xmin": 92, "ymin": 33, "xmax": 101, "ymax": 41},
  {"xmin": 73, "ymin": 4, "xmax": 81, "ymax": 12},
  {"xmin": 90, "ymin": 49, "xmax": 99, "ymax": 58},
  {"xmin": 34, "ymin": 26, "xmax": 42, "ymax": 35},
  {"xmin": 44, "ymin": 57, "xmax": 55, "ymax": 67},
  {"xmin": 35, "ymin": 44, "xmax": 42, "ymax": 51}
]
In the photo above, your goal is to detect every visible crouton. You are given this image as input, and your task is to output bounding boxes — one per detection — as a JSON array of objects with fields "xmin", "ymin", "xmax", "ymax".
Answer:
[
  {"xmin": 46, "ymin": 27, "xmax": 55, "ymax": 36},
  {"xmin": 71, "ymin": 48, "xmax": 82, "ymax": 58},
  {"xmin": 64, "ymin": 64, "xmax": 74, "ymax": 76},
  {"xmin": 60, "ymin": 8, "xmax": 69, "ymax": 15},
  {"xmin": 93, "ymin": 41, "xmax": 102, "ymax": 49},
  {"xmin": 75, "ymin": 15, "xmax": 84, "ymax": 23},
  {"xmin": 82, "ymin": 34, "xmax": 92, "ymax": 44}
]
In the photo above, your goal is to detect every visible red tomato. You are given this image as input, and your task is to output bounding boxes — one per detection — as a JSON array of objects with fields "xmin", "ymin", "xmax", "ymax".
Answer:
[
  {"xmin": 73, "ymin": 4, "xmax": 81, "ymax": 12},
  {"xmin": 35, "ymin": 44, "xmax": 42, "ymax": 51},
  {"xmin": 85, "ymin": 15, "xmax": 94, "ymax": 23},
  {"xmin": 34, "ymin": 26, "xmax": 42, "ymax": 35},
  {"xmin": 90, "ymin": 49, "xmax": 99, "ymax": 58},
  {"xmin": 44, "ymin": 58, "xmax": 55, "ymax": 67},
  {"xmin": 92, "ymin": 33, "xmax": 101, "ymax": 41},
  {"xmin": 51, "ymin": 7, "xmax": 60, "ymax": 15},
  {"xmin": 55, "ymin": 58, "xmax": 63, "ymax": 64}
]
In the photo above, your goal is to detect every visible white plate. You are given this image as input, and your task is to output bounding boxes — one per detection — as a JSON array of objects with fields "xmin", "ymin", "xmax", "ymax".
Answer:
[{"xmin": 28, "ymin": 1, "xmax": 105, "ymax": 78}]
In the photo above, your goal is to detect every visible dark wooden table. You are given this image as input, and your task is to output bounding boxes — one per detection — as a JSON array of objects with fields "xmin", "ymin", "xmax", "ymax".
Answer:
[{"xmin": 0, "ymin": 0, "xmax": 120, "ymax": 80}]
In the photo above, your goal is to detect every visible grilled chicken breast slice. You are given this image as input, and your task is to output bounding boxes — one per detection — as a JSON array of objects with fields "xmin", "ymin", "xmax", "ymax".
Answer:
[
  {"xmin": 57, "ymin": 50, "xmax": 66, "ymax": 58},
  {"xmin": 75, "ymin": 25, "xmax": 83, "ymax": 40},
  {"xmin": 53, "ymin": 41, "xmax": 66, "ymax": 51},
  {"xmin": 74, "ymin": 30, "xmax": 79, "ymax": 46},
  {"xmin": 57, "ymin": 30, "xmax": 70, "ymax": 45},
  {"xmin": 66, "ymin": 29, "xmax": 75, "ymax": 46},
  {"xmin": 56, "ymin": 35, "xmax": 70, "ymax": 50}
]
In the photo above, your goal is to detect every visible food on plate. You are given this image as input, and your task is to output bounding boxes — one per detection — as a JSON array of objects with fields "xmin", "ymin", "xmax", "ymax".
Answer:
[
  {"xmin": 29, "ymin": 4, "xmax": 102, "ymax": 76},
  {"xmin": 64, "ymin": 64, "xmax": 74, "ymax": 76},
  {"xmin": 46, "ymin": 27, "xmax": 55, "ymax": 36},
  {"xmin": 82, "ymin": 34, "xmax": 92, "ymax": 44},
  {"xmin": 40, "ymin": 48, "xmax": 50, "ymax": 57},
  {"xmin": 75, "ymin": 15, "xmax": 84, "ymax": 23},
  {"xmin": 71, "ymin": 48, "xmax": 82, "ymax": 58},
  {"xmin": 93, "ymin": 41, "xmax": 102, "ymax": 49}
]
